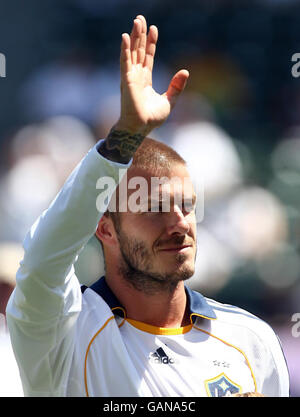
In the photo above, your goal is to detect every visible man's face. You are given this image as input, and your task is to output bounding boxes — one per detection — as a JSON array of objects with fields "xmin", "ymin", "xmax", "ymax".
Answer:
[{"xmin": 112, "ymin": 163, "xmax": 197, "ymax": 292}]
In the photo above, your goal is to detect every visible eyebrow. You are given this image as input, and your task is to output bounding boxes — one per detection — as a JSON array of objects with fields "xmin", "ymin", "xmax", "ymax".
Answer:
[{"xmin": 147, "ymin": 193, "xmax": 197, "ymax": 204}]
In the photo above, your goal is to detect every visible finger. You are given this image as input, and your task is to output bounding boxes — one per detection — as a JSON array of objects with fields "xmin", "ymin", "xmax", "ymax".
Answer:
[
  {"xmin": 130, "ymin": 18, "xmax": 142, "ymax": 65},
  {"xmin": 136, "ymin": 15, "xmax": 147, "ymax": 65},
  {"xmin": 120, "ymin": 33, "xmax": 131, "ymax": 74},
  {"xmin": 143, "ymin": 25, "xmax": 158, "ymax": 73},
  {"xmin": 165, "ymin": 69, "xmax": 189, "ymax": 109}
]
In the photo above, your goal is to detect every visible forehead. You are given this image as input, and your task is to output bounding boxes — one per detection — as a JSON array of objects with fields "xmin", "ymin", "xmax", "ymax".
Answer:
[
  {"xmin": 126, "ymin": 163, "xmax": 192, "ymax": 188},
  {"xmin": 126, "ymin": 164, "xmax": 194, "ymax": 202}
]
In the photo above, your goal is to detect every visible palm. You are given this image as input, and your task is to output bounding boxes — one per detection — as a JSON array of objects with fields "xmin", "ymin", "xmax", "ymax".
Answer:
[
  {"xmin": 142, "ymin": 86, "xmax": 171, "ymax": 125},
  {"xmin": 118, "ymin": 15, "xmax": 189, "ymax": 134},
  {"xmin": 126, "ymin": 73, "xmax": 171, "ymax": 126}
]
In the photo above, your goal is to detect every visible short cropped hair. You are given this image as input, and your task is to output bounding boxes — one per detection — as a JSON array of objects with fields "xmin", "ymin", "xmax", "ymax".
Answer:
[{"xmin": 131, "ymin": 137, "xmax": 186, "ymax": 172}]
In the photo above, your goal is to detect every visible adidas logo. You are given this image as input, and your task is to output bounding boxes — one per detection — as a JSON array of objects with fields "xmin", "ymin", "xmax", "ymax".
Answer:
[{"xmin": 149, "ymin": 347, "xmax": 178, "ymax": 365}]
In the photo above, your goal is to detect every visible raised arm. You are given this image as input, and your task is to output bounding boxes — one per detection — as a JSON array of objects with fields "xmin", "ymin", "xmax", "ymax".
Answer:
[{"xmin": 98, "ymin": 15, "xmax": 189, "ymax": 164}]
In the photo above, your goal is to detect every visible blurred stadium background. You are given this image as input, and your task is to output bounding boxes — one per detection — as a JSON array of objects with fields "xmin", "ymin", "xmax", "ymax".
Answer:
[{"xmin": 0, "ymin": 0, "xmax": 299, "ymax": 396}]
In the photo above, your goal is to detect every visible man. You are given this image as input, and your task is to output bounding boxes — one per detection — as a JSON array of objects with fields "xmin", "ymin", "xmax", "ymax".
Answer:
[{"xmin": 6, "ymin": 15, "xmax": 289, "ymax": 397}]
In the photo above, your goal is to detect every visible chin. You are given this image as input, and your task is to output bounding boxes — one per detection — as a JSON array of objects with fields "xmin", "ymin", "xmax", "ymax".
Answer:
[
  {"xmin": 162, "ymin": 262, "xmax": 195, "ymax": 282},
  {"xmin": 179, "ymin": 265, "xmax": 195, "ymax": 281}
]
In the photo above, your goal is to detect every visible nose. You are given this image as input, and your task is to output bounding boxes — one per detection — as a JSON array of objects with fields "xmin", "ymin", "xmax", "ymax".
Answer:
[{"xmin": 166, "ymin": 204, "xmax": 190, "ymax": 236}]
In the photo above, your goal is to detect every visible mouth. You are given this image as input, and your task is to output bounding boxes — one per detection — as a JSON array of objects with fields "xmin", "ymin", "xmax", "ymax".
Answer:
[{"xmin": 159, "ymin": 245, "xmax": 192, "ymax": 253}]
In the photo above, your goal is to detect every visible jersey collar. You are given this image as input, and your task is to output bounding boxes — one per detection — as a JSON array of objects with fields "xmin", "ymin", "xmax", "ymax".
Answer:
[
  {"xmin": 185, "ymin": 284, "xmax": 216, "ymax": 321},
  {"xmin": 87, "ymin": 276, "xmax": 216, "ymax": 321}
]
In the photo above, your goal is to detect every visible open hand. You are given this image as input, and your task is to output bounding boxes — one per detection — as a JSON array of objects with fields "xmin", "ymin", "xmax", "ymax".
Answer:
[{"xmin": 116, "ymin": 15, "xmax": 189, "ymax": 135}]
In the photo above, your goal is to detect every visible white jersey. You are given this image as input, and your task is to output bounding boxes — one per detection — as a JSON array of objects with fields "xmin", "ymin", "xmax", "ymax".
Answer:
[
  {"xmin": 0, "ymin": 328, "xmax": 24, "ymax": 396},
  {"xmin": 6, "ymin": 142, "xmax": 289, "ymax": 397}
]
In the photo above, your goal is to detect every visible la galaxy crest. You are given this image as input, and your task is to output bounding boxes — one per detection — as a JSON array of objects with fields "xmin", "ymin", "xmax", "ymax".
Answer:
[{"xmin": 204, "ymin": 373, "xmax": 242, "ymax": 397}]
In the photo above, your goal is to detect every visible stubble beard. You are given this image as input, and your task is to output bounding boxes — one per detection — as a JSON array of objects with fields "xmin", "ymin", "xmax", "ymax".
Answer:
[{"xmin": 116, "ymin": 230, "xmax": 196, "ymax": 296}]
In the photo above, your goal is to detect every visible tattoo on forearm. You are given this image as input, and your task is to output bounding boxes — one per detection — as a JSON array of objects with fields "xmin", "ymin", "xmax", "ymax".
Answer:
[
  {"xmin": 106, "ymin": 128, "xmax": 144, "ymax": 157},
  {"xmin": 98, "ymin": 128, "xmax": 145, "ymax": 163}
]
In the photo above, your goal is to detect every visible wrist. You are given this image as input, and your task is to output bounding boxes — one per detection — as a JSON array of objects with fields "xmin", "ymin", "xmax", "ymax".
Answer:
[
  {"xmin": 114, "ymin": 119, "xmax": 152, "ymax": 137},
  {"xmin": 98, "ymin": 126, "xmax": 145, "ymax": 164}
]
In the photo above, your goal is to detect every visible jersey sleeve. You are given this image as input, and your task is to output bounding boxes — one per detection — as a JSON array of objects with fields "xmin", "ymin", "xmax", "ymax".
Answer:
[{"xmin": 5, "ymin": 142, "xmax": 130, "ymax": 396}]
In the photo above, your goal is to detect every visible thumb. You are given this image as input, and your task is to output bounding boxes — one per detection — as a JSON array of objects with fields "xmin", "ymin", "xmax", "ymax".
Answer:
[{"xmin": 165, "ymin": 69, "xmax": 189, "ymax": 109}]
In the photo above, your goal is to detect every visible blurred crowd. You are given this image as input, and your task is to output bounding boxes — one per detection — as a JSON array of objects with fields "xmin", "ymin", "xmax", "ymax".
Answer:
[{"xmin": 0, "ymin": 0, "xmax": 299, "ymax": 397}]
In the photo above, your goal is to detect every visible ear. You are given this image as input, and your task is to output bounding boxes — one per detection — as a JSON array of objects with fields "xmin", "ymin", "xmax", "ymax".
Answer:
[{"xmin": 96, "ymin": 216, "xmax": 118, "ymax": 247}]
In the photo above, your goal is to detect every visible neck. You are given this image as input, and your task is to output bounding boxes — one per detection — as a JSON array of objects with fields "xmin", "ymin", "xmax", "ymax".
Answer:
[{"xmin": 105, "ymin": 273, "xmax": 190, "ymax": 328}]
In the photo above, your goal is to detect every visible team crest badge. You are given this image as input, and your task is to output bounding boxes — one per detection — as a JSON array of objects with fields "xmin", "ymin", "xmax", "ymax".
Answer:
[{"xmin": 204, "ymin": 373, "xmax": 242, "ymax": 397}]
